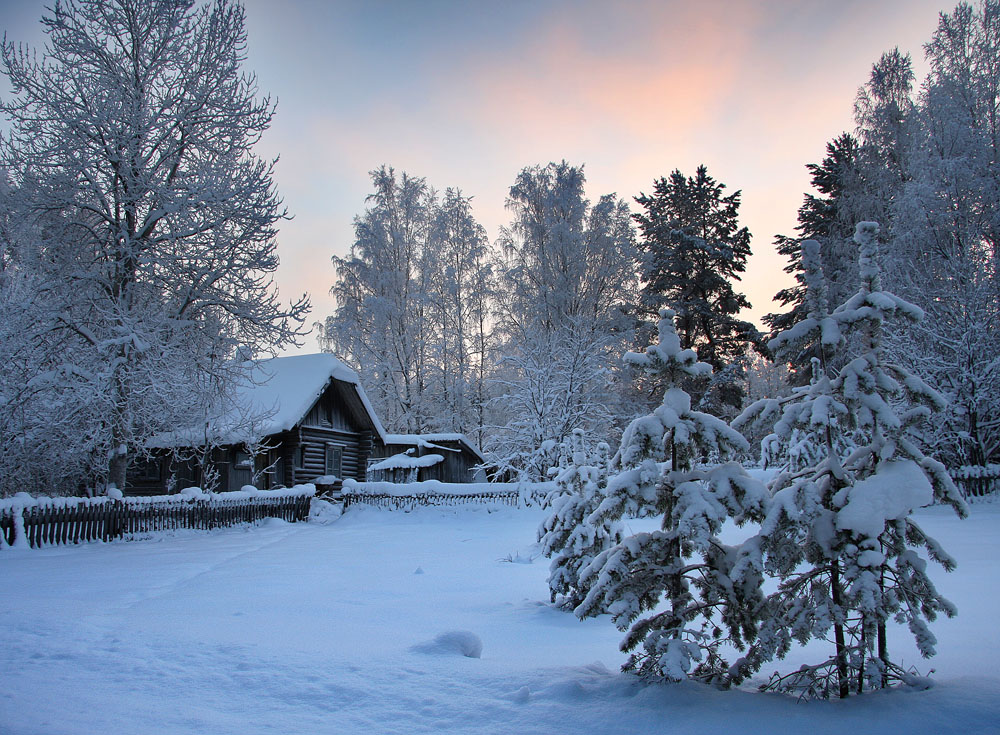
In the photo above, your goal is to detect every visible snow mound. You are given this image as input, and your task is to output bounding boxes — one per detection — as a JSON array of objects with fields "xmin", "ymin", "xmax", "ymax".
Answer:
[
  {"xmin": 308, "ymin": 498, "xmax": 342, "ymax": 524},
  {"xmin": 508, "ymin": 685, "xmax": 531, "ymax": 703},
  {"xmin": 837, "ymin": 460, "xmax": 934, "ymax": 538},
  {"xmin": 368, "ymin": 452, "xmax": 444, "ymax": 472},
  {"xmin": 411, "ymin": 630, "xmax": 483, "ymax": 658}
]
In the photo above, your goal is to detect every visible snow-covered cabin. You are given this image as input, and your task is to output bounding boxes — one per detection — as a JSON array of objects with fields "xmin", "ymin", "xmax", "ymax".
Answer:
[
  {"xmin": 131, "ymin": 354, "xmax": 385, "ymax": 495},
  {"xmin": 368, "ymin": 434, "xmax": 486, "ymax": 484}
]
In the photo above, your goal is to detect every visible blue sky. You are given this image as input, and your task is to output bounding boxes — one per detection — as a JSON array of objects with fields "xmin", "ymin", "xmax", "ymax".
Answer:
[{"xmin": 1, "ymin": 0, "xmax": 954, "ymax": 353}]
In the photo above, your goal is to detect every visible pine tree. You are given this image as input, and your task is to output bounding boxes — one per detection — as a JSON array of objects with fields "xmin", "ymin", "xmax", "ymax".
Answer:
[
  {"xmin": 735, "ymin": 224, "xmax": 968, "ymax": 699},
  {"xmin": 538, "ymin": 428, "xmax": 623, "ymax": 609},
  {"xmin": 765, "ymin": 133, "xmax": 869, "ymax": 344},
  {"xmin": 634, "ymin": 166, "xmax": 761, "ymax": 413},
  {"xmin": 576, "ymin": 309, "xmax": 769, "ymax": 684}
]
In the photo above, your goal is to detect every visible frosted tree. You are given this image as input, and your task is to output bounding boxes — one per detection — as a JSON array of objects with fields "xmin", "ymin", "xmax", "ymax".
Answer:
[
  {"xmin": 489, "ymin": 162, "xmax": 637, "ymax": 479},
  {"xmin": 424, "ymin": 188, "xmax": 495, "ymax": 443},
  {"xmin": 538, "ymin": 428, "xmax": 623, "ymax": 609},
  {"xmin": 736, "ymin": 225, "xmax": 968, "ymax": 699},
  {"xmin": 324, "ymin": 167, "xmax": 434, "ymax": 432},
  {"xmin": 324, "ymin": 169, "xmax": 495, "ymax": 442},
  {"xmin": 854, "ymin": 47, "xmax": 916, "ymax": 218},
  {"xmin": 883, "ymin": 1, "xmax": 1000, "ymax": 470},
  {"xmin": 487, "ymin": 325, "xmax": 617, "ymax": 481},
  {"xmin": 576, "ymin": 309, "xmax": 769, "ymax": 685},
  {"xmin": 0, "ymin": 0, "xmax": 309, "ymax": 492}
]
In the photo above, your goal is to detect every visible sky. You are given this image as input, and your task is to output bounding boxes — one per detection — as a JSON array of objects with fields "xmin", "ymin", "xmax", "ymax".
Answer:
[{"xmin": 0, "ymin": 0, "xmax": 956, "ymax": 355}]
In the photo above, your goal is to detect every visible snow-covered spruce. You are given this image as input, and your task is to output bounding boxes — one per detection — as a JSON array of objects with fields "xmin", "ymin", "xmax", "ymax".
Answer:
[
  {"xmin": 576, "ymin": 309, "xmax": 768, "ymax": 685},
  {"xmin": 537, "ymin": 429, "xmax": 623, "ymax": 609},
  {"xmin": 735, "ymin": 225, "xmax": 968, "ymax": 698}
]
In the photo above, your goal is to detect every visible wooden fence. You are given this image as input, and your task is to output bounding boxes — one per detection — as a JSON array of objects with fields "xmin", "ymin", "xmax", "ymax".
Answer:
[
  {"xmin": 341, "ymin": 491, "xmax": 521, "ymax": 512},
  {"xmin": 951, "ymin": 464, "xmax": 1000, "ymax": 499},
  {"xmin": 0, "ymin": 494, "xmax": 312, "ymax": 549}
]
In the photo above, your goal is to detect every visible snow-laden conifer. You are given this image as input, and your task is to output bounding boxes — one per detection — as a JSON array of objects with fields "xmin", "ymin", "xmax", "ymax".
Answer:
[
  {"xmin": 735, "ymin": 224, "xmax": 968, "ymax": 698},
  {"xmin": 576, "ymin": 310, "xmax": 768, "ymax": 685},
  {"xmin": 538, "ymin": 429, "xmax": 623, "ymax": 609}
]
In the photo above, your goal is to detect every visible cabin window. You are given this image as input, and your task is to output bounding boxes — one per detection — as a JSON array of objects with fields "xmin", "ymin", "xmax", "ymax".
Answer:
[
  {"xmin": 295, "ymin": 445, "xmax": 305, "ymax": 469},
  {"xmin": 325, "ymin": 444, "xmax": 343, "ymax": 478},
  {"xmin": 234, "ymin": 450, "xmax": 253, "ymax": 469}
]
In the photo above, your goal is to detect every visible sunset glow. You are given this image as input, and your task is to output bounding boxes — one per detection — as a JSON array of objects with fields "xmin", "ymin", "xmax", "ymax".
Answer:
[{"xmin": 1, "ymin": 0, "xmax": 955, "ymax": 349}]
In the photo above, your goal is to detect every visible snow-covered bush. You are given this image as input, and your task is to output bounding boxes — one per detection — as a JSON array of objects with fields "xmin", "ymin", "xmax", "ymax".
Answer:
[
  {"xmin": 735, "ymin": 226, "xmax": 968, "ymax": 698},
  {"xmin": 538, "ymin": 429, "xmax": 623, "ymax": 609},
  {"xmin": 576, "ymin": 310, "xmax": 768, "ymax": 685}
]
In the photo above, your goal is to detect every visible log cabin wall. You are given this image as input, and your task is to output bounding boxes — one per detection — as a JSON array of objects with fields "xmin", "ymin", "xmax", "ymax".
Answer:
[
  {"xmin": 289, "ymin": 382, "xmax": 372, "ymax": 486},
  {"xmin": 124, "ymin": 377, "xmax": 379, "ymax": 495}
]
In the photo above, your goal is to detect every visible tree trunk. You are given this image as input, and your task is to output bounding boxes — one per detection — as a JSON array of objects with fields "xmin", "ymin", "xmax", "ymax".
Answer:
[
  {"xmin": 107, "ymin": 359, "xmax": 130, "ymax": 491},
  {"xmin": 878, "ymin": 560, "xmax": 889, "ymax": 687},
  {"xmin": 831, "ymin": 561, "xmax": 850, "ymax": 698}
]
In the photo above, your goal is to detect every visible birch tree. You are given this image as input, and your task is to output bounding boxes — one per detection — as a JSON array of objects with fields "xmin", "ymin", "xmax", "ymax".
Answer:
[{"xmin": 490, "ymin": 162, "xmax": 637, "ymax": 478}]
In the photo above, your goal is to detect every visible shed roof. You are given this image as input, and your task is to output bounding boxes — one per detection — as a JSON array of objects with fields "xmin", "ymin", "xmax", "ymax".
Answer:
[{"xmin": 383, "ymin": 433, "xmax": 485, "ymax": 463}]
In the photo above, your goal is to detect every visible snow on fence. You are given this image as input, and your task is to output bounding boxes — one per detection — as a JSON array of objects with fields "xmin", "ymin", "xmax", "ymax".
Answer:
[
  {"xmin": 0, "ymin": 486, "xmax": 315, "ymax": 550},
  {"xmin": 951, "ymin": 464, "xmax": 1000, "ymax": 499},
  {"xmin": 340, "ymin": 479, "xmax": 554, "ymax": 511}
]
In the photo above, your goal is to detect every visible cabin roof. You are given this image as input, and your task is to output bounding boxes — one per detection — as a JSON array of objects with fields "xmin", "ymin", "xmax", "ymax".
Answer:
[
  {"xmin": 382, "ymin": 433, "xmax": 485, "ymax": 463},
  {"xmin": 149, "ymin": 353, "xmax": 386, "ymax": 448}
]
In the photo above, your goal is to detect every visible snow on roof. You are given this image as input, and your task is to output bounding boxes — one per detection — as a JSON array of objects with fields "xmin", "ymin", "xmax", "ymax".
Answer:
[
  {"xmin": 368, "ymin": 452, "xmax": 444, "ymax": 472},
  {"xmin": 384, "ymin": 433, "xmax": 485, "ymax": 462},
  {"xmin": 149, "ymin": 353, "xmax": 386, "ymax": 448}
]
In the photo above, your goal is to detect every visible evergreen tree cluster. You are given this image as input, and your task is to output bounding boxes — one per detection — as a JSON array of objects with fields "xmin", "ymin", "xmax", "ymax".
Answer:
[{"xmin": 543, "ymin": 225, "xmax": 967, "ymax": 697}]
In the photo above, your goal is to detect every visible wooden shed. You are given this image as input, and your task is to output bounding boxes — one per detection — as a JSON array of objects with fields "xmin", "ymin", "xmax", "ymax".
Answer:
[
  {"xmin": 367, "ymin": 433, "xmax": 486, "ymax": 484},
  {"xmin": 130, "ymin": 354, "xmax": 386, "ymax": 495}
]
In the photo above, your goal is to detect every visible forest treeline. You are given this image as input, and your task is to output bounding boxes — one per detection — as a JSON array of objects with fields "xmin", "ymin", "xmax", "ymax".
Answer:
[{"xmin": 323, "ymin": 0, "xmax": 1000, "ymax": 480}]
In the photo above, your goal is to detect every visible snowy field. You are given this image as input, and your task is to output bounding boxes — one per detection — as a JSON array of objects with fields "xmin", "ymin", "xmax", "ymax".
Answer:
[{"xmin": 2, "ymin": 501, "xmax": 998, "ymax": 735}]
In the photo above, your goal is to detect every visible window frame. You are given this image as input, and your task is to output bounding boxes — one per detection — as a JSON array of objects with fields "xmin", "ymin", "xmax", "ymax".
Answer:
[{"xmin": 325, "ymin": 443, "xmax": 343, "ymax": 478}]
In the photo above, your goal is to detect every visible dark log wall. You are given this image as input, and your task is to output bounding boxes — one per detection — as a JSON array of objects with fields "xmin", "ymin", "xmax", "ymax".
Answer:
[
  {"xmin": 294, "ymin": 426, "xmax": 367, "ymax": 484},
  {"xmin": 304, "ymin": 389, "xmax": 359, "ymax": 433},
  {"xmin": 436, "ymin": 450, "xmax": 480, "ymax": 483}
]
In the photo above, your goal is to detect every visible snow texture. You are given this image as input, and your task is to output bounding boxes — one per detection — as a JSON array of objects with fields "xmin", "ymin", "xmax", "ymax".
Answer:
[
  {"xmin": 368, "ymin": 452, "xmax": 445, "ymax": 472},
  {"xmin": 343, "ymin": 479, "xmax": 554, "ymax": 497},
  {"xmin": 385, "ymin": 434, "xmax": 485, "ymax": 462},
  {"xmin": 1, "ymin": 503, "xmax": 997, "ymax": 734},
  {"xmin": 412, "ymin": 631, "xmax": 484, "ymax": 658}
]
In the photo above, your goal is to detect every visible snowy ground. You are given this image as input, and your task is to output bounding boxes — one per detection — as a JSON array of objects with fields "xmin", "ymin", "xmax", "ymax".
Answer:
[{"xmin": 2, "ymin": 500, "xmax": 998, "ymax": 735}]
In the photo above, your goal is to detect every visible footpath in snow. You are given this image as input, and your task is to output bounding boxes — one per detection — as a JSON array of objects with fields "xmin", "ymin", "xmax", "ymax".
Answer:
[{"xmin": 1, "ymin": 502, "xmax": 998, "ymax": 735}]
